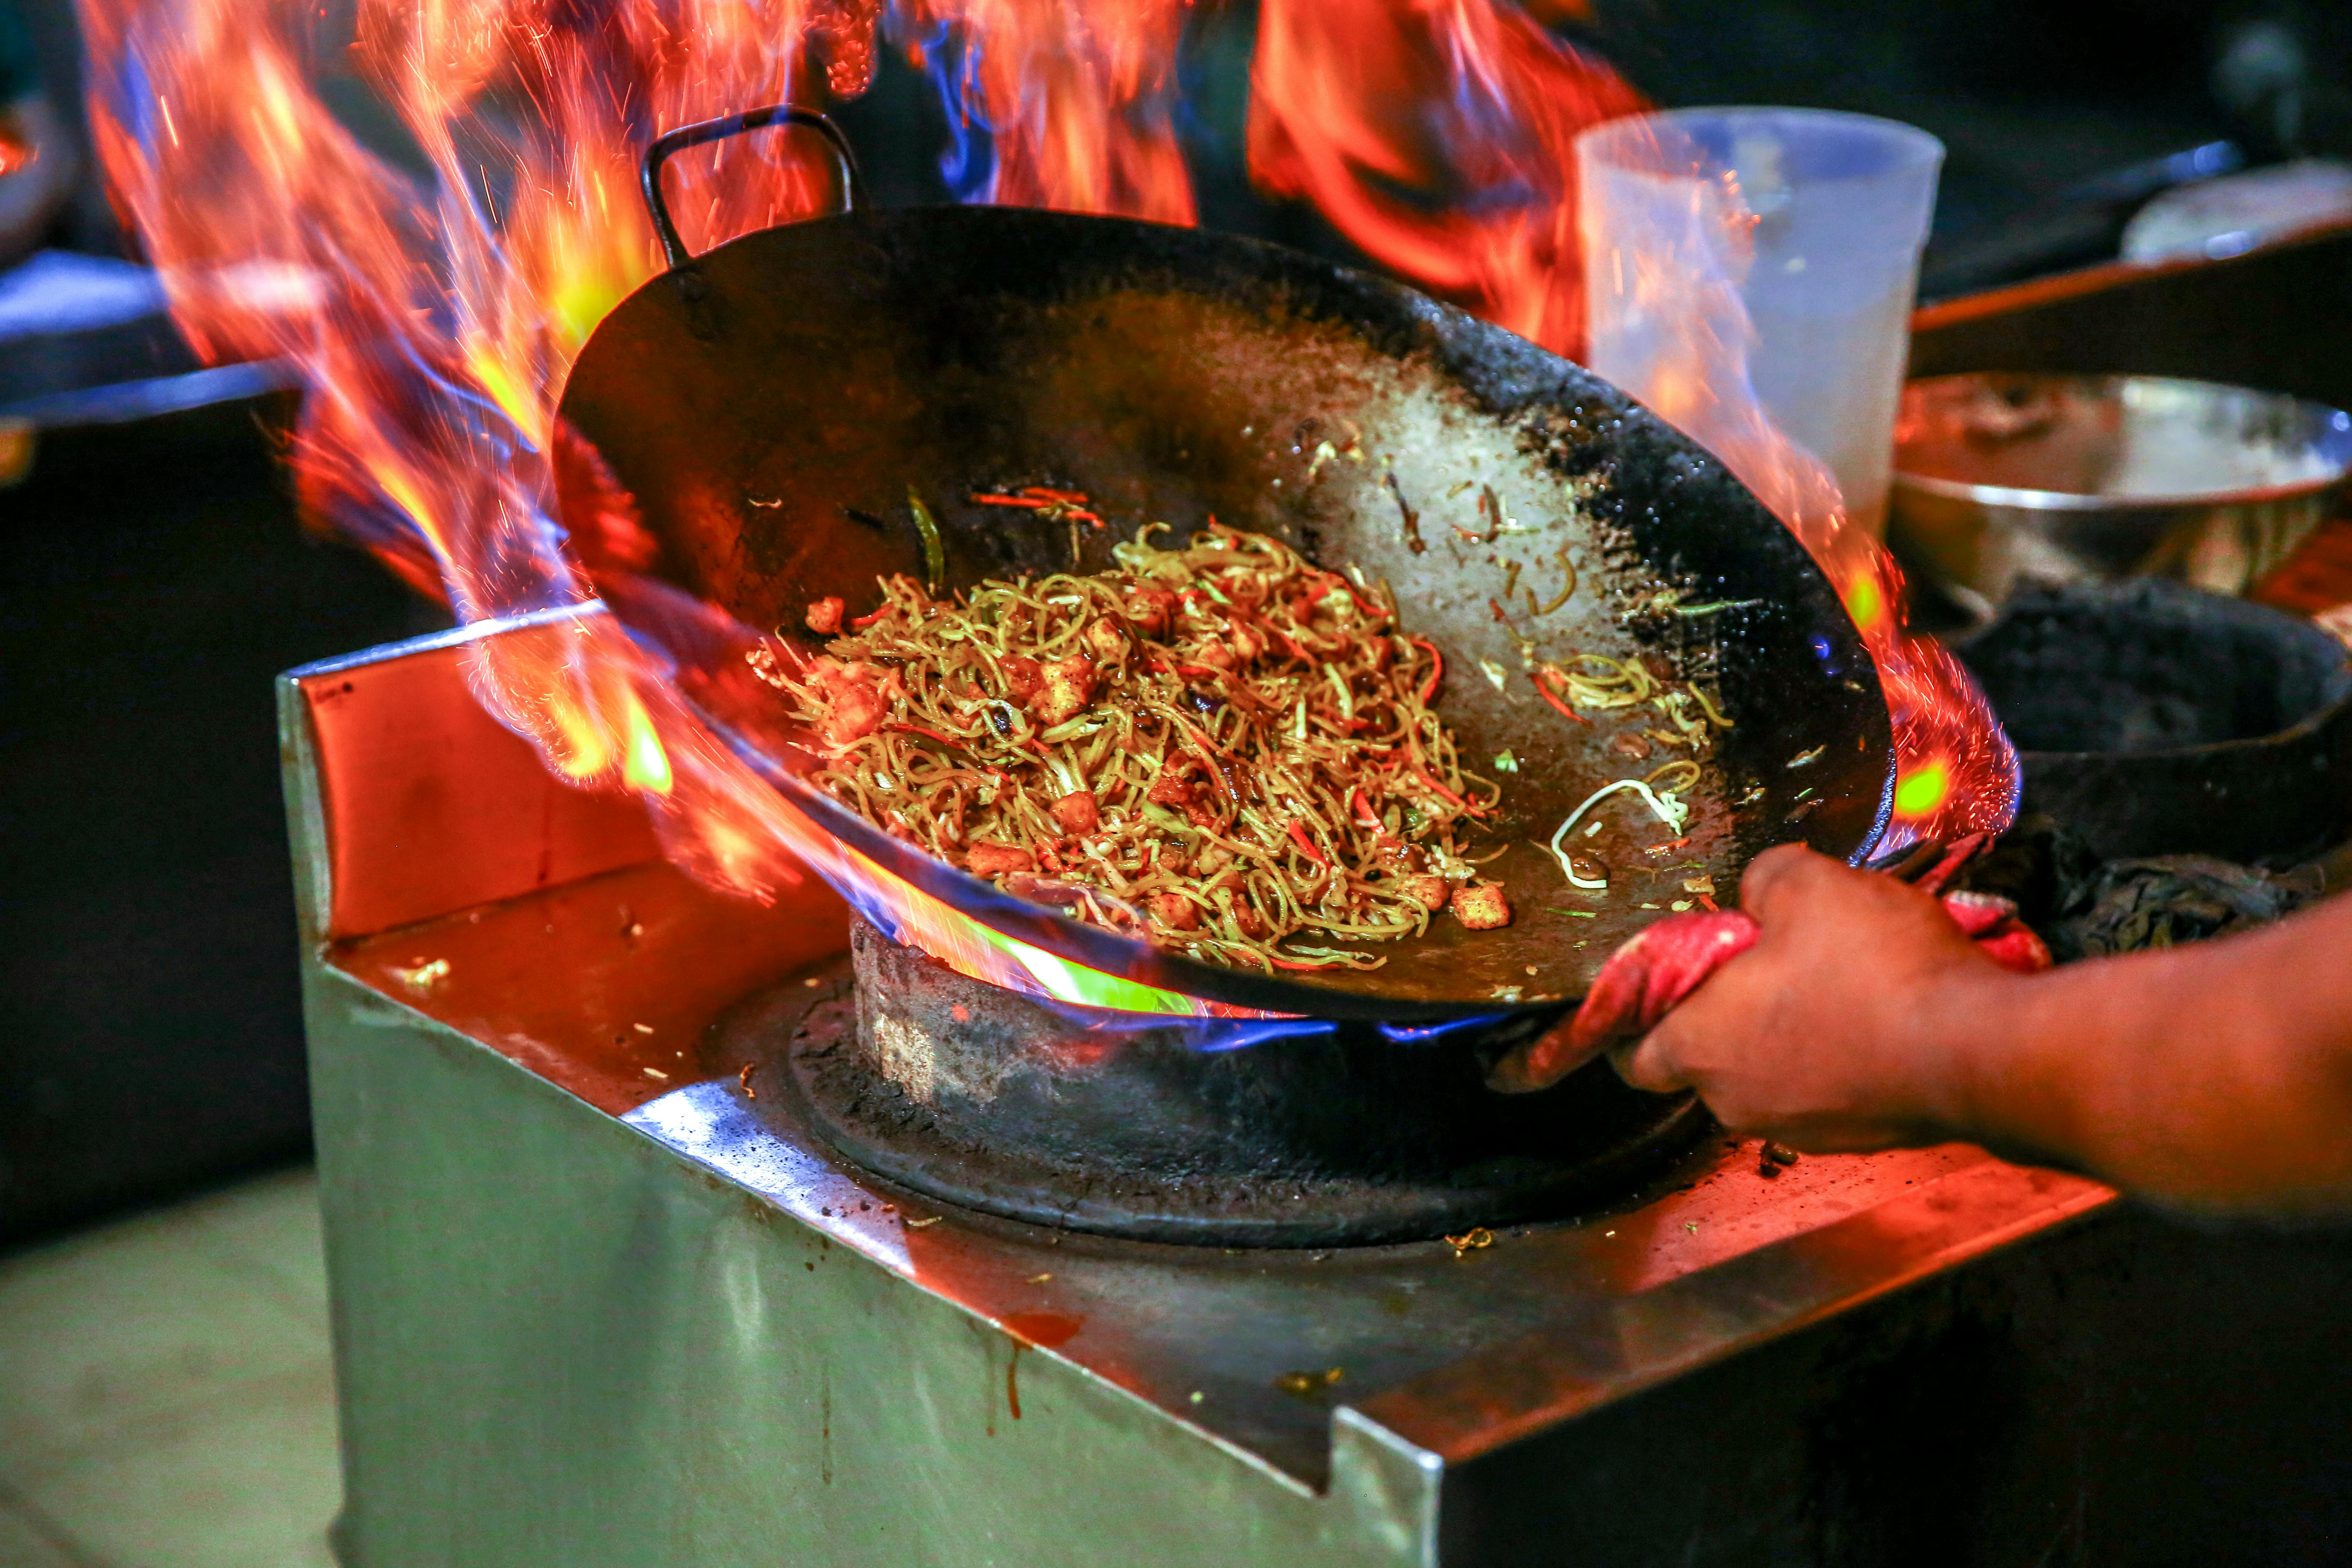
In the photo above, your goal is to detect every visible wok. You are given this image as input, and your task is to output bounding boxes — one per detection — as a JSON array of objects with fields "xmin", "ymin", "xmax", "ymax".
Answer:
[{"xmin": 556, "ymin": 108, "xmax": 1894, "ymax": 1022}]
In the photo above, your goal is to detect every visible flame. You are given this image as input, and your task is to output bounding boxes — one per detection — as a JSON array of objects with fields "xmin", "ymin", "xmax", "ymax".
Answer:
[
  {"xmin": 82, "ymin": 0, "xmax": 2008, "ymax": 1022},
  {"xmin": 1248, "ymin": 8, "xmax": 2013, "ymax": 845},
  {"xmin": 1249, "ymin": 0, "xmax": 1644, "ymax": 358},
  {"xmin": 893, "ymin": 0, "xmax": 1194, "ymax": 221},
  {"xmin": 79, "ymin": 0, "xmax": 1226, "ymax": 1009},
  {"xmin": 1568, "ymin": 135, "xmax": 2016, "ymax": 845}
]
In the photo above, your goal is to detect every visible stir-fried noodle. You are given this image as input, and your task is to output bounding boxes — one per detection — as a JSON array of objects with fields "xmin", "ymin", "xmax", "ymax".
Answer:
[{"xmin": 758, "ymin": 521, "xmax": 1505, "ymax": 972}]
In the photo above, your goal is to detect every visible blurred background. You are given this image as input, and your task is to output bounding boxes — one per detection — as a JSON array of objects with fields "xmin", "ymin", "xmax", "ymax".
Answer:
[{"xmin": 12, "ymin": 0, "xmax": 2352, "ymax": 1249}]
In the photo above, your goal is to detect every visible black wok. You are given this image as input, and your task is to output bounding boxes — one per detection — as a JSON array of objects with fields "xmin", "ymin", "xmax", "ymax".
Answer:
[{"xmin": 556, "ymin": 108, "xmax": 1894, "ymax": 1023}]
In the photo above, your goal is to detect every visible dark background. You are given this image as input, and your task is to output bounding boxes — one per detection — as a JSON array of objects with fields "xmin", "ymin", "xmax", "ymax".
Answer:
[{"xmin": 3, "ymin": 0, "xmax": 2342, "ymax": 1244}]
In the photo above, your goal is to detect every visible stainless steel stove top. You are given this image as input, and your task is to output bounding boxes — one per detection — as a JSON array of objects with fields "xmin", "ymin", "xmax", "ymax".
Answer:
[{"xmin": 283, "ymin": 612, "xmax": 2119, "ymax": 1566}]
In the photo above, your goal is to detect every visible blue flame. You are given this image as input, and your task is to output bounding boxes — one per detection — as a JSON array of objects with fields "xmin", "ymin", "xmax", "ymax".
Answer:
[
  {"xmin": 1378, "ymin": 1013, "xmax": 1511, "ymax": 1045},
  {"xmin": 897, "ymin": 14, "xmax": 997, "ymax": 203}
]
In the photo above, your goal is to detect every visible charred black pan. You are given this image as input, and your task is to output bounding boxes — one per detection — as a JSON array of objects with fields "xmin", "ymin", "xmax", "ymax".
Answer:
[{"xmin": 557, "ymin": 107, "xmax": 1894, "ymax": 1022}]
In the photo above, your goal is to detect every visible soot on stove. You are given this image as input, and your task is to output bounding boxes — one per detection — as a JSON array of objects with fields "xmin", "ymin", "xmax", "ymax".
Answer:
[{"xmin": 1955, "ymin": 578, "xmax": 2352, "ymax": 863}]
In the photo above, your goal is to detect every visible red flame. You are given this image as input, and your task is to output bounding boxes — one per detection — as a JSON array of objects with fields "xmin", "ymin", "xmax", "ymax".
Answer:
[
  {"xmin": 1564, "ymin": 138, "xmax": 2015, "ymax": 842},
  {"xmin": 897, "ymin": 0, "xmax": 1195, "ymax": 222},
  {"xmin": 80, "ymin": 0, "xmax": 2010, "ymax": 1014},
  {"xmin": 1250, "ymin": 0, "xmax": 1644, "ymax": 359},
  {"xmin": 1251, "ymin": 8, "xmax": 2015, "ymax": 843}
]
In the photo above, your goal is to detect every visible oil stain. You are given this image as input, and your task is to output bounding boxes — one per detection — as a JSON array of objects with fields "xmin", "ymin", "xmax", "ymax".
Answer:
[{"xmin": 999, "ymin": 1313, "xmax": 1083, "ymax": 1426}]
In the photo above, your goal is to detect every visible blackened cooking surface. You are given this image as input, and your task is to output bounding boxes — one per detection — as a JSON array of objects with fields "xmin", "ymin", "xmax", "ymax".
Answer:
[
  {"xmin": 1957, "ymin": 578, "xmax": 2352, "ymax": 753},
  {"xmin": 557, "ymin": 206, "xmax": 1892, "ymax": 1019},
  {"xmin": 1952, "ymin": 578, "xmax": 2352, "ymax": 862},
  {"xmin": 761, "ymin": 930, "xmax": 1711, "ymax": 1245}
]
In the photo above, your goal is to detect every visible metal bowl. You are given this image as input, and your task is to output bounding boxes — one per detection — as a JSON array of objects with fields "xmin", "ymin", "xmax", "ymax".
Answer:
[{"xmin": 1889, "ymin": 372, "xmax": 2352, "ymax": 619}]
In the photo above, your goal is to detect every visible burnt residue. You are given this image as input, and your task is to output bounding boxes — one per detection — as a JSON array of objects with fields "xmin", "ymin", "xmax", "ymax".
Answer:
[
  {"xmin": 1383, "ymin": 470, "xmax": 1421, "ymax": 555},
  {"xmin": 1956, "ymin": 579, "xmax": 2352, "ymax": 861}
]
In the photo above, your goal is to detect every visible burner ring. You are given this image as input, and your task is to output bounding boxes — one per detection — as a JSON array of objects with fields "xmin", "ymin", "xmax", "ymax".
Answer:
[{"xmin": 757, "ymin": 920, "xmax": 1710, "ymax": 1247}]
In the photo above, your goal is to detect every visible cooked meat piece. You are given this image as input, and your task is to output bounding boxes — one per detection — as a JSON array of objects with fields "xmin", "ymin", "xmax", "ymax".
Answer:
[
  {"xmin": 1082, "ymin": 616, "xmax": 1129, "ymax": 666},
  {"xmin": 1123, "ymin": 585, "xmax": 1178, "ymax": 635},
  {"xmin": 1146, "ymin": 770, "xmax": 1197, "ymax": 807},
  {"xmin": 1000, "ymin": 654, "xmax": 1045, "ymax": 703},
  {"xmin": 1402, "ymin": 874, "xmax": 1451, "ymax": 911},
  {"xmin": 1450, "ymin": 883, "xmax": 1511, "ymax": 929},
  {"xmin": 823, "ymin": 680, "xmax": 886, "ymax": 745},
  {"xmin": 1146, "ymin": 892, "xmax": 1201, "ymax": 931},
  {"xmin": 805, "ymin": 596, "xmax": 845, "ymax": 635},
  {"xmin": 965, "ymin": 842, "xmax": 1036, "ymax": 877},
  {"xmin": 1190, "ymin": 641, "xmax": 1237, "ymax": 671},
  {"xmin": 1050, "ymin": 790, "xmax": 1100, "ymax": 835},
  {"xmin": 1032, "ymin": 654, "xmax": 1097, "ymax": 726}
]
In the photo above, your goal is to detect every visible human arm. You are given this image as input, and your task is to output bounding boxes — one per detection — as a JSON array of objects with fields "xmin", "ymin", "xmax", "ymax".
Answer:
[{"xmin": 1616, "ymin": 844, "xmax": 2352, "ymax": 1217}]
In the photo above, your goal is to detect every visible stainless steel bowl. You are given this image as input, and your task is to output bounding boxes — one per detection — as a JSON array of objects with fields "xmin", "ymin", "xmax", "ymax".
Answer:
[{"xmin": 1889, "ymin": 372, "xmax": 2352, "ymax": 619}]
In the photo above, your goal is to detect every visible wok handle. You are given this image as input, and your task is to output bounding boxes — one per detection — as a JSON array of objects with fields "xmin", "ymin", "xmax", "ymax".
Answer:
[{"xmin": 640, "ymin": 105, "xmax": 867, "ymax": 271}]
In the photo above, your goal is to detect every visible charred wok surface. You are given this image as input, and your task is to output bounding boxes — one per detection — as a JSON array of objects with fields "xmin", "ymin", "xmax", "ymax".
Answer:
[{"xmin": 558, "ymin": 207, "xmax": 1892, "ymax": 1017}]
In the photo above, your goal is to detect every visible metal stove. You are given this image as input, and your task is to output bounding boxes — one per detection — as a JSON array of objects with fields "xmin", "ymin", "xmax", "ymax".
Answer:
[{"xmin": 285, "ymin": 612, "xmax": 2352, "ymax": 1568}]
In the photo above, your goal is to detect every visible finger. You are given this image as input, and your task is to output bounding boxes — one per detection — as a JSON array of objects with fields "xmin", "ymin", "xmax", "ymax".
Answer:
[
  {"xmin": 1486, "ymin": 1017, "xmax": 1587, "ymax": 1094},
  {"xmin": 1736, "ymin": 843, "xmax": 1840, "ymax": 921},
  {"xmin": 1611, "ymin": 1029, "xmax": 1689, "ymax": 1094}
]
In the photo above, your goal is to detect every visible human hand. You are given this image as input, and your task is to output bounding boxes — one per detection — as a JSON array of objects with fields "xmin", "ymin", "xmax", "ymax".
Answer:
[{"xmin": 1612, "ymin": 844, "xmax": 2029, "ymax": 1152}]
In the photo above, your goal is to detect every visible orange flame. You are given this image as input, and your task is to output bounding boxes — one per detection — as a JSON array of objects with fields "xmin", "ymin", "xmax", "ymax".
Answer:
[
  {"xmin": 79, "ymin": 0, "xmax": 1246, "ymax": 1010},
  {"xmin": 895, "ymin": 0, "xmax": 1195, "ymax": 222},
  {"xmin": 1568, "ymin": 137, "xmax": 2015, "ymax": 844},
  {"xmin": 82, "ymin": 0, "xmax": 2008, "ymax": 1017},
  {"xmin": 1249, "ymin": 0, "xmax": 1644, "ymax": 358},
  {"xmin": 1251, "ymin": 6, "xmax": 2014, "ymax": 844}
]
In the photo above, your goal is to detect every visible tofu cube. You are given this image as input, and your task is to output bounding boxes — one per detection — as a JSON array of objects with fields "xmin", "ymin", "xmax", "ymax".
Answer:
[
  {"xmin": 1450, "ymin": 883, "xmax": 1512, "ymax": 929},
  {"xmin": 965, "ymin": 842, "xmax": 1036, "ymax": 878},
  {"xmin": 1050, "ymin": 790, "xmax": 1100, "ymax": 835},
  {"xmin": 1031, "ymin": 654, "xmax": 1097, "ymax": 726}
]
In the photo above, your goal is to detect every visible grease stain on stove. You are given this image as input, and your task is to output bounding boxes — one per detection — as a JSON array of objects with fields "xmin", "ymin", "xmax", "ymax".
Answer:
[
  {"xmin": 996, "ymin": 1312, "xmax": 1083, "ymax": 1428},
  {"xmin": 1003, "ymin": 1311, "xmax": 1083, "ymax": 1349}
]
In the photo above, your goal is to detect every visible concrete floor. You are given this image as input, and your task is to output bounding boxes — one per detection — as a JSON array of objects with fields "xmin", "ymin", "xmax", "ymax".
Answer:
[{"xmin": 0, "ymin": 1167, "xmax": 339, "ymax": 1567}]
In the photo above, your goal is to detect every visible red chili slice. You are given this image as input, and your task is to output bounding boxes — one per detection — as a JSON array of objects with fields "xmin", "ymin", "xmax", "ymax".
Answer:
[
  {"xmin": 1287, "ymin": 821, "xmax": 1331, "ymax": 868},
  {"xmin": 1405, "ymin": 732, "xmax": 1469, "ymax": 812},
  {"xmin": 1532, "ymin": 670, "xmax": 1593, "ymax": 726}
]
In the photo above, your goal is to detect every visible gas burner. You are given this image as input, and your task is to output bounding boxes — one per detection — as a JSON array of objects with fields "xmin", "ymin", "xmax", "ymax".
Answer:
[
  {"xmin": 751, "ymin": 917, "xmax": 1709, "ymax": 1247},
  {"xmin": 1955, "ymin": 577, "xmax": 2352, "ymax": 862}
]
